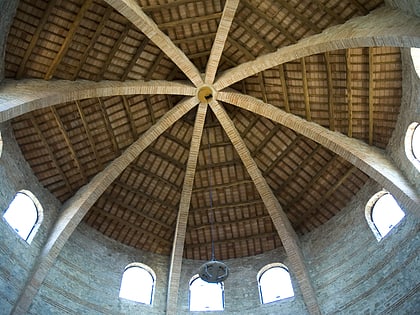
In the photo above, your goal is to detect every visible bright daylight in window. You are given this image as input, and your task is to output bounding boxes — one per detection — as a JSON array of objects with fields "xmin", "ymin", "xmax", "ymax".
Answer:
[
  {"xmin": 259, "ymin": 266, "xmax": 294, "ymax": 304},
  {"xmin": 189, "ymin": 276, "xmax": 224, "ymax": 311},
  {"xmin": 372, "ymin": 193, "xmax": 405, "ymax": 238},
  {"xmin": 119, "ymin": 266, "xmax": 154, "ymax": 305},
  {"xmin": 411, "ymin": 47, "xmax": 420, "ymax": 77},
  {"xmin": 411, "ymin": 123, "xmax": 420, "ymax": 160},
  {"xmin": 3, "ymin": 192, "xmax": 38, "ymax": 241}
]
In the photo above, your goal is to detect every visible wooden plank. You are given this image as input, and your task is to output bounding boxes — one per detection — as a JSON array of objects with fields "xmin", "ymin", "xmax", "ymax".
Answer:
[{"xmin": 44, "ymin": 0, "xmax": 93, "ymax": 80}]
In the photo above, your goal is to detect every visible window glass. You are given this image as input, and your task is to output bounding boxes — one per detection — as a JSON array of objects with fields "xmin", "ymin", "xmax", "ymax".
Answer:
[
  {"xmin": 371, "ymin": 193, "xmax": 405, "ymax": 238},
  {"xmin": 119, "ymin": 264, "xmax": 155, "ymax": 305},
  {"xmin": 411, "ymin": 47, "xmax": 420, "ymax": 77},
  {"xmin": 258, "ymin": 264, "xmax": 294, "ymax": 304},
  {"xmin": 3, "ymin": 191, "xmax": 41, "ymax": 242},
  {"xmin": 189, "ymin": 275, "xmax": 224, "ymax": 311}
]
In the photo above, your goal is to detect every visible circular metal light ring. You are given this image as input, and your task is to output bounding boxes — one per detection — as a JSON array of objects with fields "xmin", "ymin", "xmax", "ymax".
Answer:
[{"xmin": 199, "ymin": 260, "xmax": 229, "ymax": 283}]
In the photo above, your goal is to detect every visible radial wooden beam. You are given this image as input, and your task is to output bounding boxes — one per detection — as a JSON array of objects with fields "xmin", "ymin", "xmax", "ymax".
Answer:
[
  {"xmin": 205, "ymin": 0, "xmax": 240, "ymax": 84},
  {"xmin": 217, "ymin": 91, "xmax": 420, "ymax": 214},
  {"xmin": 103, "ymin": 0, "xmax": 203, "ymax": 87},
  {"xmin": 10, "ymin": 96, "xmax": 199, "ymax": 315},
  {"xmin": 0, "ymin": 79, "xmax": 195, "ymax": 122},
  {"xmin": 209, "ymin": 100, "xmax": 321, "ymax": 315},
  {"xmin": 167, "ymin": 102, "xmax": 207, "ymax": 315},
  {"xmin": 214, "ymin": 7, "xmax": 420, "ymax": 91}
]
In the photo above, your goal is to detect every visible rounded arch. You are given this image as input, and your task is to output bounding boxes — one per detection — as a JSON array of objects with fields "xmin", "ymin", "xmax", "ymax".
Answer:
[
  {"xmin": 405, "ymin": 122, "xmax": 420, "ymax": 171},
  {"xmin": 2, "ymin": 190, "xmax": 43, "ymax": 243},
  {"xmin": 189, "ymin": 274, "xmax": 225, "ymax": 311},
  {"xmin": 365, "ymin": 190, "xmax": 405, "ymax": 241},
  {"xmin": 119, "ymin": 262, "xmax": 156, "ymax": 305},
  {"xmin": 257, "ymin": 263, "xmax": 294, "ymax": 304}
]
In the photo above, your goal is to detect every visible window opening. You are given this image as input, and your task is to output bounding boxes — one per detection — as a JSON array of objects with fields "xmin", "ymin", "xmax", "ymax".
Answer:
[
  {"xmin": 258, "ymin": 264, "xmax": 294, "ymax": 304},
  {"xmin": 411, "ymin": 47, "xmax": 420, "ymax": 78},
  {"xmin": 2, "ymin": 190, "xmax": 43, "ymax": 243},
  {"xmin": 189, "ymin": 275, "xmax": 224, "ymax": 311},
  {"xmin": 119, "ymin": 263, "xmax": 155, "ymax": 305},
  {"xmin": 0, "ymin": 131, "xmax": 3, "ymax": 157},
  {"xmin": 366, "ymin": 191, "xmax": 405, "ymax": 241},
  {"xmin": 405, "ymin": 122, "xmax": 420, "ymax": 171}
]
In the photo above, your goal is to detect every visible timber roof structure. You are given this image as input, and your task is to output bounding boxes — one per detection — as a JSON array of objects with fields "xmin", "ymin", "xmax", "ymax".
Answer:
[{"xmin": 3, "ymin": 0, "xmax": 409, "ymax": 263}]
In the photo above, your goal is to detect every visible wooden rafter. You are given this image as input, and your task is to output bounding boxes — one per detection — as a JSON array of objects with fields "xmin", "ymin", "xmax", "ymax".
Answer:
[
  {"xmin": 241, "ymin": 0, "xmax": 297, "ymax": 43},
  {"xmin": 96, "ymin": 24, "xmax": 131, "ymax": 81},
  {"xmin": 16, "ymin": 0, "xmax": 57, "ymax": 79},
  {"xmin": 324, "ymin": 52, "xmax": 335, "ymax": 130},
  {"xmin": 121, "ymin": 37, "xmax": 150, "ymax": 80},
  {"xmin": 301, "ymin": 57, "xmax": 311, "ymax": 121},
  {"xmin": 50, "ymin": 106, "xmax": 87, "ymax": 182},
  {"xmin": 72, "ymin": 6, "xmax": 114, "ymax": 80},
  {"xmin": 121, "ymin": 95, "xmax": 138, "ymax": 139},
  {"xmin": 158, "ymin": 12, "xmax": 222, "ymax": 30},
  {"xmin": 346, "ymin": 49, "xmax": 353, "ymax": 137},
  {"xmin": 368, "ymin": 47, "xmax": 374, "ymax": 145},
  {"xmin": 44, "ymin": 0, "xmax": 93, "ymax": 80},
  {"xmin": 75, "ymin": 100, "xmax": 104, "ymax": 169}
]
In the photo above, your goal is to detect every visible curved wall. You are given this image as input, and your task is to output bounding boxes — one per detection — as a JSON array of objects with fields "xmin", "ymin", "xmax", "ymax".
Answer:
[{"xmin": 0, "ymin": 122, "xmax": 60, "ymax": 314}]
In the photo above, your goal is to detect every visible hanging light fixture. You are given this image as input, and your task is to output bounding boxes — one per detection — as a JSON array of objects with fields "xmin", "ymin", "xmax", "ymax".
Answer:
[{"xmin": 198, "ymin": 116, "xmax": 229, "ymax": 283}]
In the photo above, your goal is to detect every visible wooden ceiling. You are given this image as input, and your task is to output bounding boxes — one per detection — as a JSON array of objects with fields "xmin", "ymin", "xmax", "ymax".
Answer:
[{"xmin": 4, "ymin": 0, "xmax": 402, "ymax": 260}]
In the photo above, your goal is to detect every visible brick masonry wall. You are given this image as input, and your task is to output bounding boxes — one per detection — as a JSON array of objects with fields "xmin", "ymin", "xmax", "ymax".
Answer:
[
  {"xmin": 0, "ymin": 122, "xmax": 59, "ymax": 315},
  {"xmin": 28, "ymin": 223, "xmax": 170, "ymax": 315}
]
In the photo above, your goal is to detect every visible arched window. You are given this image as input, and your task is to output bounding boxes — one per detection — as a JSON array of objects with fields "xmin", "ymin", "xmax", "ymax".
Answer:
[
  {"xmin": 119, "ymin": 263, "xmax": 155, "ymax": 305},
  {"xmin": 189, "ymin": 275, "xmax": 224, "ymax": 311},
  {"xmin": 365, "ymin": 191, "xmax": 405, "ymax": 241},
  {"xmin": 411, "ymin": 47, "xmax": 420, "ymax": 77},
  {"xmin": 257, "ymin": 263, "xmax": 294, "ymax": 304},
  {"xmin": 2, "ymin": 190, "xmax": 43, "ymax": 243},
  {"xmin": 405, "ymin": 122, "xmax": 420, "ymax": 171}
]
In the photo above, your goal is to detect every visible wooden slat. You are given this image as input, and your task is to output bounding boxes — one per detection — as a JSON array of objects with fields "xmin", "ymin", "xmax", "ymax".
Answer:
[{"xmin": 121, "ymin": 37, "xmax": 150, "ymax": 80}]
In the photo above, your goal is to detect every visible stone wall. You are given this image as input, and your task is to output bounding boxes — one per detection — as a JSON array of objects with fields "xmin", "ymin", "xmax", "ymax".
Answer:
[
  {"xmin": 0, "ymin": 122, "xmax": 60, "ymax": 314},
  {"xmin": 0, "ymin": 0, "xmax": 19, "ymax": 80}
]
